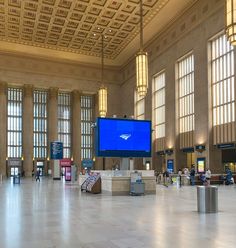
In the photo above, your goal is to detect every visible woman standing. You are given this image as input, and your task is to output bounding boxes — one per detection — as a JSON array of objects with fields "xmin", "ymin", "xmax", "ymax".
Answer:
[{"xmin": 205, "ymin": 168, "xmax": 211, "ymax": 185}]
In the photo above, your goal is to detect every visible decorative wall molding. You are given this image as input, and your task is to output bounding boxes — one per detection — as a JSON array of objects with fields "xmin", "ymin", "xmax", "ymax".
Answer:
[{"xmin": 0, "ymin": 53, "xmax": 122, "ymax": 85}]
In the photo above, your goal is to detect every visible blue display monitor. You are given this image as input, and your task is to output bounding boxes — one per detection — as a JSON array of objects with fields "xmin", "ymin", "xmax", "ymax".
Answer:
[{"xmin": 96, "ymin": 117, "xmax": 152, "ymax": 157}]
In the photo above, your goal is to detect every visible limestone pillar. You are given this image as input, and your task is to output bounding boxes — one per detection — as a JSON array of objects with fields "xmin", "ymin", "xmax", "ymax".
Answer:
[
  {"xmin": 48, "ymin": 87, "xmax": 58, "ymax": 174},
  {"xmin": 23, "ymin": 84, "xmax": 34, "ymax": 177},
  {"xmin": 72, "ymin": 90, "xmax": 81, "ymax": 171},
  {"xmin": 0, "ymin": 82, "xmax": 7, "ymax": 176},
  {"xmin": 94, "ymin": 93, "xmax": 103, "ymax": 170}
]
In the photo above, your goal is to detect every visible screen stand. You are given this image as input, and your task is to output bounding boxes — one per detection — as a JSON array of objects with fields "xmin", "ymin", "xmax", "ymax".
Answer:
[
  {"xmin": 53, "ymin": 160, "xmax": 61, "ymax": 180},
  {"xmin": 102, "ymin": 157, "xmax": 105, "ymax": 170},
  {"xmin": 120, "ymin": 158, "xmax": 130, "ymax": 170},
  {"xmin": 130, "ymin": 159, "xmax": 134, "ymax": 171}
]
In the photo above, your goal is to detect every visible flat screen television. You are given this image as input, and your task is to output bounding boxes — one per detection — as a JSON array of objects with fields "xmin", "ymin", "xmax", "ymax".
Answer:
[{"xmin": 96, "ymin": 117, "xmax": 151, "ymax": 157}]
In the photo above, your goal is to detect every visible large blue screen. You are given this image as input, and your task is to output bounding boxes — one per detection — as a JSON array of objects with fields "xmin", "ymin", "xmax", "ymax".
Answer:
[{"xmin": 96, "ymin": 118, "xmax": 151, "ymax": 157}]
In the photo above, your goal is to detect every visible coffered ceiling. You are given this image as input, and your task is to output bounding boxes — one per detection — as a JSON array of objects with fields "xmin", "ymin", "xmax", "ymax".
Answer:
[{"xmin": 0, "ymin": 0, "xmax": 196, "ymax": 66}]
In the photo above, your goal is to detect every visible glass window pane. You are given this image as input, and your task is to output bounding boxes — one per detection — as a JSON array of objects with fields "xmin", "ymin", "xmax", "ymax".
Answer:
[
  {"xmin": 177, "ymin": 54, "xmax": 195, "ymax": 133},
  {"xmin": 81, "ymin": 95, "xmax": 94, "ymax": 160},
  {"xmin": 33, "ymin": 90, "xmax": 48, "ymax": 159},
  {"xmin": 211, "ymin": 34, "xmax": 234, "ymax": 126},
  {"xmin": 7, "ymin": 88, "xmax": 23, "ymax": 158},
  {"xmin": 58, "ymin": 93, "xmax": 71, "ymax": 158},
  {"xmin": 152, "ymin": 72, "xmax": 165, "ymax": 139}
]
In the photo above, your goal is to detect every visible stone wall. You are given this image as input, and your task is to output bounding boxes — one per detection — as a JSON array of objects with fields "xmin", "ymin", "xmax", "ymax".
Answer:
[{"xmin": 120, "ymin": 0, "xmax": 225, "ymax": 172}]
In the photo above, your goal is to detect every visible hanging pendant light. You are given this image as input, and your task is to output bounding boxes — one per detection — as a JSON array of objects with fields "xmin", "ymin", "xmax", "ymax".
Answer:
[
  {"xmin": 226, "ymin": 0, "xmax": 236, "ymax": 45},
  {"xmin": 136, "ymin": 0, "xmax": 148, "ymax": 97},
  {"xmin": 98, "ymin": 34, "xmax": 107, "ymax": 117},
  {"xmin": 98, "ymin": 86, "xmax": 107, "ymax": 118}
]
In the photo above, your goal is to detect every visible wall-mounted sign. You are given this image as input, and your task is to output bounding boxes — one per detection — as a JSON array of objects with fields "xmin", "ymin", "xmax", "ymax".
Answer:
[
  {"xmin": 182, "ymin": 147, "xmax": 194, "ymax": 153},
  {"xmin": 8, "ymin": 158, "xmax": 22, "ymax": 167},
  {"xmin": 60, "ymin": 158, "xmax": 71, "ymax": 167},
  {"xmin": 165, "ymin": 149, "xmax": 173, "ymax": 155},
  {"xmin": 195, "ymin": 145, "xmax": 206, "ymax": 152},
  {"xmin": 50, "ymin": 141, "xmax": 63, "ymax": 160},
  {"xmin": 82, "ymin": 159, "xmax": 93, "ymax": 168},
  {"xmin": 157, "ymin": 151, "xmax": 165, "ymax": 156},
  {"xmin": 197, "ymin": 157, "xmax": 206, "ymax": 173},
  {"xmin": 167, "ymin": 159, "xmax": 174, "ymax": 173},
  {"xmin": 217, "ymin": 143, "xmax": 235, "ymax": 149}
]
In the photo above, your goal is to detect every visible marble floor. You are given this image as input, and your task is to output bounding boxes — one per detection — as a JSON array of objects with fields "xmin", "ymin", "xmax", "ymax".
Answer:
[{"xmin": 0, "ymin": 178, "xmax": 236, "ymax": 248}]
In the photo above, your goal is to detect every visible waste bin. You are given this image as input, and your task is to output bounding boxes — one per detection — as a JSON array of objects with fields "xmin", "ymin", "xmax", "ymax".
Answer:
[
  {"xmin": 197, "ymin": 186, "xmax": 218, "ymax": 213},
  {"xmin": 130, "ymin": 182, "xmax": 145, "ymax": 195}
]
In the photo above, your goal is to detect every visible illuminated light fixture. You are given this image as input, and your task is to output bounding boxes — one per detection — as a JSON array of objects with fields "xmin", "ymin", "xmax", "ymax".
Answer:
[
  {"xmin": 98, "ymin": 34, "xmax": 108, "ymax": 118},
  {"xmin": 226, "ymin": 0, "xmax": 236, "ymax": 45},
  {"xmin": 136, "ymin": 0, "xmax": 148, "ymax": 97},
  {"xmin": 99, "ymin": 86, "xmax": 107, "ymax": 118}
]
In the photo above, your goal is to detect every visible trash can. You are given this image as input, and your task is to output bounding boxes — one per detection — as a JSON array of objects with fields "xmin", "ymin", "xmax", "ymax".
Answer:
[{"xmin": 197, "ymin": 186, "xmax": 218, "ymax": 213}]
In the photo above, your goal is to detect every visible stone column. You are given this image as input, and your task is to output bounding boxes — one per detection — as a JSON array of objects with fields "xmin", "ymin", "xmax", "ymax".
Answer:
[
  {"xmin": 72, "ymin": 90, "xmax": 81, "ymax": 170},
  {"xmin": 48, "ymin": 88, "xmax": 58, "ymax": 174},
  {"xmin": 94, "ymin": 93, "xmax": 103, "ymax": 170},
  {"xmin": 0, "ymin": 82, "xmax": 7, "ymax": 177},
  {"xmin": 23, "ymin": 84, "xmax": 34, "ymax": 177}
]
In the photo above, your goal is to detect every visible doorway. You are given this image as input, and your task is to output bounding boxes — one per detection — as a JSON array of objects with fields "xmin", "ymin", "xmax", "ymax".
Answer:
[
  {"xmin": 61, "ymin": 166, "xmax": 72, "ymax": 181},
  {"xmin": 10, "ymin": 167, "xmax": 20, "ymax": 176},
  {"xmin": 187, "ymin": 152, "xmax": 195, "ymax": 168},
  {"xmin": 222, "ymin": 149, "xmax": 236, "ymax": 172},
  {"xmin": 35, "ymin": 161, "xmax": 45, "ymax": 176}
]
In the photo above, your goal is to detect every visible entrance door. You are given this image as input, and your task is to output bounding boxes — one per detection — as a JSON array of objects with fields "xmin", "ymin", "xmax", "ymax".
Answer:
[
  {"xmin": 61, "ymin": 167, "xmax": 66, "ymax": 177},
  {"xmin": 222, "ymin": 149, "xmax": 236, "ymax": 172},
  {"xmin": 36, "ymin": 161, "xmax": 44, "ymax": 176},
  {"xmin": 10, "ymin": 167, "xmax": 19, "ymax": 176}
]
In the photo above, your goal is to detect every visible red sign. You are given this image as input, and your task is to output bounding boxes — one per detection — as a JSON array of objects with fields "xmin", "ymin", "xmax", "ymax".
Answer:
[{"xmin": 60, "ymin": 158, "xmax": 71, "ymax": 167}]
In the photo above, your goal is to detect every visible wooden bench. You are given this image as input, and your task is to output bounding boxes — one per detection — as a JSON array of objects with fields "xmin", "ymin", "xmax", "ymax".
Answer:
[{"xmin": 194, "ymin": 175, "xmax": 224, "ymax": 185}]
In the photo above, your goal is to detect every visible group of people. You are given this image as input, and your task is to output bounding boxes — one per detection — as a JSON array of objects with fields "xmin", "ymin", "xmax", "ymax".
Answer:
[
  {"xmin": 180, "ymin": 166, "xmax": 212, "ymax": 186},
  {"xmin": 156, "ymin": 166, "xmax": 212, "ymax": 187},
  {"xmin": 157, "ymin": 166, "xmax": 235, "ymax": 187}
]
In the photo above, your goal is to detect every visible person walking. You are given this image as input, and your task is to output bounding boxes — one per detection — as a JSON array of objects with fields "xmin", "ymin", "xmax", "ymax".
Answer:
[
  {"xmin": 205, "ymin": 168, "xmax": 211, "ymax": 185},
  {"xmin": 163, "ymin": 170, "xmax": 170, "ymax": 187},
  {"xmin": 35, "ymin": 169, "xmax": 40, "ymax": 182},
  {"xmin": 190, "ymin": 165, "xmax": 195, "ymax": 186},
  {"xmin": 178, "ymin": 169, "xmax": 182, "ymax": 187}
]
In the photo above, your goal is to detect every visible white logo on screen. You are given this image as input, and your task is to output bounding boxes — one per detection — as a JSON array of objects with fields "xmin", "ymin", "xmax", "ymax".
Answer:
[{"xmin": 120, "ymin": 134, "xmax": 131, "ymax": 140}]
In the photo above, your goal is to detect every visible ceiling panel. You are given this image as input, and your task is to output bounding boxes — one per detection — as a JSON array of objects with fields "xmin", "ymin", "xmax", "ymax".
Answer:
[{"xmin": 0, "ymin": 0, "xmax": 169, "ymax": 60}]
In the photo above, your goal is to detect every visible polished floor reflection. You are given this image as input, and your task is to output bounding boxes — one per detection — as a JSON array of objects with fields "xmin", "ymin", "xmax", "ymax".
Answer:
[{"xmin": 0, "ymin": 178, "xmax": 236, "ymax": 248}]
